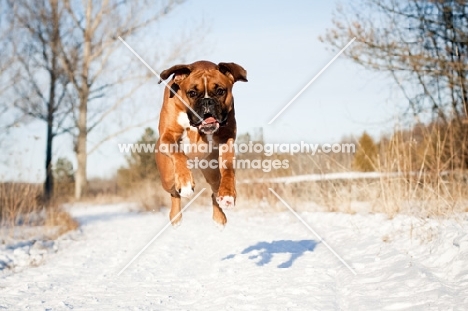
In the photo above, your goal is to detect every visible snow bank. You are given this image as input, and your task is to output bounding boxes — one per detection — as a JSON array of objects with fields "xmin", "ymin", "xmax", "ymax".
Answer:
[
  {"xmin": 242, "ymin": 171, "xmax": 410, "ymax": 184},
  {"xmin": 0, "ymin": 239, "xmax": 58, "ymax": 273},
  {"xmin": 0, "ymin": 227, "xmax": 80, "ymax": 276}
]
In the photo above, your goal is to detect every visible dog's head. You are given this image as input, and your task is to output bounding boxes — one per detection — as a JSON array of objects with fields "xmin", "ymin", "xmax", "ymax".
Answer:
[{"xmin": 159, "ymin": 60, "xmax": 247, "ymax": 135}]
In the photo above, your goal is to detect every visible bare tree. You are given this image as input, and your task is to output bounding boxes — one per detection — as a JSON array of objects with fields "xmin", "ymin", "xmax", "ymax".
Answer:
[
  {"xmin": 0, "ymin": 0, "xmax": 19, "ymax": 140},
  {"xmin": 6, "ymin": 0, "xmax": 73, "ymax": 201},
  {"xmin": 58, "ymin": 0, "xmax": 193, "ymax": 199},
  {"xmin": 320, "ymin": 0, "xmax": 468, "ymax": 123}
]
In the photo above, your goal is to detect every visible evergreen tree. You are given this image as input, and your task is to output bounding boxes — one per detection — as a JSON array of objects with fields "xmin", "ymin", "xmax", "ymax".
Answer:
[
  {"xmin": 118, "ymin": 128, "xmax": 159, "ymax": 189},
  {"xmin": 53, "ymin": 157, "xmax": 74, "ymax": 183},
  {"xmin": 353, "ymin": 132, "xmax": 378, "ymax": 172},
  {"xmin": 53, "ymin": 157, "xmax": 75, "ymax": 196}
]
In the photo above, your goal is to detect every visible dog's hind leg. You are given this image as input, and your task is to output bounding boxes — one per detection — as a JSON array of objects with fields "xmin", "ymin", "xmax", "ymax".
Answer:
[
  {"xmin": 200, "ymin": 157, "xmax": 226, "ymax": 226},
  {"xmin": 211, "ymin": 193, "xmax": 227, "ymax": 227}
]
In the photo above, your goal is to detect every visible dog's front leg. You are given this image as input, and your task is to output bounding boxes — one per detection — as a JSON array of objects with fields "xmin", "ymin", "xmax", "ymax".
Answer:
[
  {"xmin": 159, "ymin": 133, "xmax": 194, "ymax": 198},
  {"xmin": 217, "ymin": 138, "xmax": 236, "ymax": 208}
]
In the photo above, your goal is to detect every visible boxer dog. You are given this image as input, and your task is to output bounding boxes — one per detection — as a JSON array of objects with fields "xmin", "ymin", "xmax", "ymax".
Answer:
[{"xmin": 155, "ymin": 60, "xmax": 247, "ymax": 227}]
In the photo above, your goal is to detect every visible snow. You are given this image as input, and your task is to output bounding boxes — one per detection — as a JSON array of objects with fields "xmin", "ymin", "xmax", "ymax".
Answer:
[
  {"xmin": 0, "ymin": 227, "xmax": 79, "ymax": 276},
  {"xmin": 242, "ymin": 171, "xmax": 412, "ymax": 184},
  {"xmin": 0, "ymin": 239, "xmax": 57, "ymax": 273},
  {"xmin": 1, "ymin": 203, "xmax": 468, "ymax": 310}
]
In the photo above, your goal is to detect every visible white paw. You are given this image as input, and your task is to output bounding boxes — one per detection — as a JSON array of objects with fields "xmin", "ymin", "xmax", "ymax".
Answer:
[
  {"xmin": 213, "ymin": 220, "xmax": 226, "ymax": 231},
  {"xmin": 170, "ymin": 216, "xmax": 182, "ymax": 228},
  {"xmin": 179, "ymin": 183, "xmax": 194, "ymax": 198},
  {"xmin": 216, "ymin": 196, "xmax": 235, "ymax": 209}
]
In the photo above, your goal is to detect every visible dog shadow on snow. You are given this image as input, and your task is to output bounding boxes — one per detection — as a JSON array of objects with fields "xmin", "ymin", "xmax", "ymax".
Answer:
[{"xmin": 222, "ymin": 240, "xmax": 318, "ymax": 268}]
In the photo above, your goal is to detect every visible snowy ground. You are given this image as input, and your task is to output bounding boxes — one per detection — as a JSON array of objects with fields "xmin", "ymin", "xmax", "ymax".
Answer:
[{"xmin": 1, "ymin": 203, "xmax": 468, "ymax": 310}]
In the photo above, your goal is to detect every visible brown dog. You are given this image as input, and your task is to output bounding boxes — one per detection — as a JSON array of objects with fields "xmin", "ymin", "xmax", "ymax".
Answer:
[{"xmin": 155, "ymin": 60, "xmax": 247, "ymax": 227}]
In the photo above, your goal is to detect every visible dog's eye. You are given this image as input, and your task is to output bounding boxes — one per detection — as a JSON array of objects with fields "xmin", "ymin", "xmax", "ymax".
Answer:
[
  {"xmin": 216, "ymin": 88, "xmax": 226, "ymax": 96},
  {"xmin": 187, "ymin": 90, "xmax": 197, "ymax": 98}
]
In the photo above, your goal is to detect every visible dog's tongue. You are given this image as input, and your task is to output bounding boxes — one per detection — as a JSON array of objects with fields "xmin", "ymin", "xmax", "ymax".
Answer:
[
  {"xmin": 198, "ymin": 116, "xmax": 220, "ymax": 134},
  {"xmin": 203, "ymin": 117, "xmax": 217, "ymax": 124}
]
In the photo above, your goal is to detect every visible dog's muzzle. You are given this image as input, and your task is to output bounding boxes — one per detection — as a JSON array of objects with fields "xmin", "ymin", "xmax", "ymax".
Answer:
[{"xmin": 191, "ymin": 98, "xmax": 224, "ymax": 135}]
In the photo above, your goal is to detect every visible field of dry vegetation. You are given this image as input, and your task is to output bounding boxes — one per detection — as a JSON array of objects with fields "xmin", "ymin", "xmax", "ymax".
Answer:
[
  {"xmin": 0, "ymin": 183, "xmax": 78, "ymax": 238},
  {"xmin": 240, "ymin": 120, "xmax": 468, "ymax": 217},
  {"xmin": 2, "ymin": 119, "xmax": 467, "ymax": 238}
]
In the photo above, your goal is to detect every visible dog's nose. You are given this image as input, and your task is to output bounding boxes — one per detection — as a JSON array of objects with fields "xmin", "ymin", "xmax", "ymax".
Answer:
[
  {"xmin": 200, "ymin": 98, "xmax": 216, "ymax": 106},
  {"xmin": 200, "ymin": 98, "xmax": 216, "ymax": 114}
]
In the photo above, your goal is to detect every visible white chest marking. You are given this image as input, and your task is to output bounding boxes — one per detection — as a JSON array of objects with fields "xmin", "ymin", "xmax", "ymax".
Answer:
[
  {"xmin": 177, "ymin": 112, "xmax": 197, "ymax": 154},
  {"xmin": 180, "ymin": 129, "xmax": 191, "ymax": 153},
  {"xmin": 177, "ymin": 112, "xmax": 191, "ymax": 128}
]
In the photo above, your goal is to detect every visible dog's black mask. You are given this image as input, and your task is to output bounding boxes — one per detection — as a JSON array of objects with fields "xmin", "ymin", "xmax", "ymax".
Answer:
[{"xmin": 188, "ymin": 98, "xmax": 227, "ymax": 134}]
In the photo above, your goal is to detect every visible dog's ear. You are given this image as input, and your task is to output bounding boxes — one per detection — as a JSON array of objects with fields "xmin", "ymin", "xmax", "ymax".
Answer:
[
  {"xmin": 158, "ymin": 64, "xmax": 192, "ymax": 84},
  {"xmin": 159, "ymin": 64, "xmax": 192, "ymax": 98},
  {"xmin": 218, "ymin": 62, "xmax": 248, "ymax": 83}
]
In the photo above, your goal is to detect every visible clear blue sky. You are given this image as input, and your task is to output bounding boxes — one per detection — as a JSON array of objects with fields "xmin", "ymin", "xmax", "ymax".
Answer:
[{"xmin": 1, "ymin": 0, "xmax": 405, "ymax": 182}]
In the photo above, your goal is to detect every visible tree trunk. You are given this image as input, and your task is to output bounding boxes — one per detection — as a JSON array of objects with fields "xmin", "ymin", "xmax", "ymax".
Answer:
[
  {"xmin": 74, "ymin": 1, "xmax": 91, "ymax": 199},
  {"xmin": 44, "ymin": 0, "xmax": 59, "ymax": 203},
  {"xmin": 44, "ymin": 56, "xmax": 55, "ymax": 202},
  {"xmin": 74, "ymin": 93, "xmax": 88, "ymax": 199},
  {"xmin": 44, "ymin": 108, "xmax": 54, "ymax": 201}
]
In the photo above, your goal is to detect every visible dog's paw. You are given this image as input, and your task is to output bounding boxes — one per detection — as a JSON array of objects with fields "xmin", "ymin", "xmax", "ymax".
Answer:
[
  {"xmin": 171, "ymin": 219, "xmax": 182, "ymax": 228},
  {"xmin": 170, "ymin": 213, "xmax": 183, "ymax": 228},
  {"xmin": 216, "ymin": 196, "xmax": 235, "ymax": 209},
  {"xmin": 212, "ymin": 208, "xmax": 227, "ymax": 228},
  {"xmin": 213, "ymin": 220, "xmax": 226, "ymax": 231},
  {"xmin": 175, "ymin": 172, "xmax": 194, "ymax": 198},
  {"xmin": 178, "ymin": 182, "xmax": 194, "ymax": 198}
]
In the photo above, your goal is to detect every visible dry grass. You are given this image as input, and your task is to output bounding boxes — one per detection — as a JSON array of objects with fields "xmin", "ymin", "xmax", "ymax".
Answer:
[
  {"xmin": 117, "ymin": 124, "xmax": 466, "ymax": 218},
  {"xmin": 235, "ymin": 121, "xmax": 468, "ymax": 218},
  {"xmin": 115, "ymin": 180, "xmax": 169, "ymax": 211},
  {"xmin": 0, "ymin": 183, "xmax": 42, "ymax": 227},
  {"xmin": 126, "ymin": 180, "xmax": 168, "ymax": 211},
  {"xmin": 0, "ymin": 182, "xmax": 78, "ymax": 238},
  {"xmin": 236, "ymin": 174, "xmax": 468, "ymax": 217},
  {"xmin": 44, "ymin": 206, "xmax": 79, "ymax": 238}
]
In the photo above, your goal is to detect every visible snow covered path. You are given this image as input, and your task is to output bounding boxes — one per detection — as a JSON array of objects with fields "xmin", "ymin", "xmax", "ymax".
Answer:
[{"xmin": 1, "ymin": 203, "xmax": 468, "ymax": 310}]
